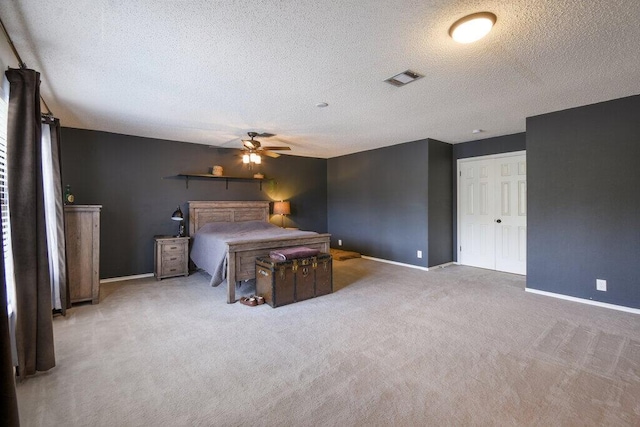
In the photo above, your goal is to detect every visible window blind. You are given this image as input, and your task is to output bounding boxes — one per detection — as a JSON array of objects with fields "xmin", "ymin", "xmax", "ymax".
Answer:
[{"xmin": 0, "ymin": 80, "xmax": 16, "ymax": 317}]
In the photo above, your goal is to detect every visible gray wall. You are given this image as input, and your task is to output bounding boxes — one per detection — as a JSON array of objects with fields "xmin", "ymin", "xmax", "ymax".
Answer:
[
  {"xmin": 60, "ymin": 128, "xmax": 327, "ymax": 279},
  {"xmin": 527, "ymin": 95, "xmax": 640, "ymax": 309},
  {"xmin": 328, "ymin": 140, "xmax": 429, "ymax": 267},
  {"xmin": 328, "ymin": 139, "xmax": 452, "ymax": 268},
  {"xmin": 453, "ymin": 133, "xmax": 526, "ymax": 160},
  {"xmin": 428, "ymin": 140, "xmax": 453, "ymax": 266},
  {"xmin": 451, "ymin": 133, "xmax": 526, "ymax": 261}
]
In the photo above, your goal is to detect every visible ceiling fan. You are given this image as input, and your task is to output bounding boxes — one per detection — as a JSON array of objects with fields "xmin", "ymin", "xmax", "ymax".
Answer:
[{"xmin": 241, "ymin": 132, "xmax": 291, "ymax": 160}]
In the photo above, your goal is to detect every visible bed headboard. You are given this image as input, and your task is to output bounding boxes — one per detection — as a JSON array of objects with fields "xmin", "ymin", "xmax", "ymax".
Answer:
[{"xmin": 188, "ymin": 201, "xmax": 270, "ymax": 236}]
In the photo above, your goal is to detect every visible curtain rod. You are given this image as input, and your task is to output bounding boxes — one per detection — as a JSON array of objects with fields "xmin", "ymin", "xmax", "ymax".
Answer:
[
  {"xmin": 0, "ymin": 15, "xmax": 26, "ymax": 68},
  {"xmin": 0, "ymin": 15, "xmax": 53, "ymax": 115}
]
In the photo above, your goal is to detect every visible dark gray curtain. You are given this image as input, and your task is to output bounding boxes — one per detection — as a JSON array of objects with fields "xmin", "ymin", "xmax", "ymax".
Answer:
[
  {"xmin": 44, "ymin": 116, "xmax": 70, "ymax": 313},
  {"xmin": 0, "ymin": 233, "xmax": 19, "ymax": 426},
  {"xmin": 6, "ymin": 68, "xmax": 55, "ymax": 377}
]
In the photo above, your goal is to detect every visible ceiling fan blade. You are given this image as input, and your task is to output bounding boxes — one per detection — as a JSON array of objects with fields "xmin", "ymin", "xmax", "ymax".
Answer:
[
  {"xmin": 257, "ymin": 132, "xmax": 276, "ymax": 138},
  {"xmin": 261, "ymin": 146, "xmax": 291, "ymax": 151},
  {"xmin": 261, "ymin": 150, "xmax": 281, "ymax": 158},
  {"xmin": 243, "ymin": 140, "xmax": 256, "ymax": 149}
]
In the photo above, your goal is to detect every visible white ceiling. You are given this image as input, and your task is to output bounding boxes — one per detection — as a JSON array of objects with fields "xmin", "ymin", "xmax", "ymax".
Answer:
[{"xmin": 1, "ymin": 0, "xmax": 640, "ymax": 158}]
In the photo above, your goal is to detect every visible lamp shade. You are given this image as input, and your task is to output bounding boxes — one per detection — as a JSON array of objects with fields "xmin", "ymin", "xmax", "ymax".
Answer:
[
  {"xmin": 273, "ymin": 201, "xmax": 290, "ymax": 215},
  {"xmin": 171, "ymin": 206, "xmax": 184, "ymax": 221}
]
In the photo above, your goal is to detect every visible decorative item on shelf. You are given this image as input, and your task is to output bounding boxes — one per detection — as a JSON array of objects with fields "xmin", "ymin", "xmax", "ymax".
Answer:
[
  {"xmin": 64, "ymin": 184, "xmax": 75, "ymax": 205},
  {"xmin": 253, "ymin": 173, "xmax": 264, "ymax": 179},
  {"xmin": 171, "ymin": 205, "xmax": 185, "ymax": 237},
  {"xmin": 273, "ymin": 200, "xmax": 290, "ymax": 228},
  {"xmin": 212, "ymin": 165, "xmax": 223, "ymax": 176}
]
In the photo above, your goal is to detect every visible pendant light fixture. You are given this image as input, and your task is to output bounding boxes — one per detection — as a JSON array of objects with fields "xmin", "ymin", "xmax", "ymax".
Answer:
[
  {"xmin": 449, "ymin": 12, "xmax": 496, "ymax": 44},
  {"xmin": 242, "ymin": 152, "xmax": 261, "ymax": 165}
]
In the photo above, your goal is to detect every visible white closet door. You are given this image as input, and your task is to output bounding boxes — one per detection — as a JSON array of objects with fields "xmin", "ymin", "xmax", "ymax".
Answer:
[
  {"xmin": 459, "ymin": 158, "xmax": 495, "ymax": 270},
  {"xmin": 494, "ymin": 155, "xmax": 527, "ymax": 274},
  {"xmin": 458, "ymin": 153, "xmax": 527, "ymax": 275}
]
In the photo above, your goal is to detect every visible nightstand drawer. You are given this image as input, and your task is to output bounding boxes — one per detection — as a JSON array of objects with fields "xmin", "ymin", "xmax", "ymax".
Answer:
[
  {"xmin": 162, "ymin": 252, "xmax": 185, "ymax": 263},
  {"xmin": 161, "ymin": 243, "xmax": 184, "ymax": 254},
  {"xmin": 161, "ymin": 259, "xmax": 187, "ymax": 276}
]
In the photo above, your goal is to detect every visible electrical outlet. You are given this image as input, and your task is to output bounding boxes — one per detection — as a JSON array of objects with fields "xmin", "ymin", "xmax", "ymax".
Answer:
[
  {"xmin": 417, "ymin": 250, "xmax": 422, "ymax": 258},
  {"xmin": 338, "ymin": 239, "xmax": 342, "ymax": 246},
  {"xmin": 596, "ymin": 279, "xmax": 607, "ymax": 292}
]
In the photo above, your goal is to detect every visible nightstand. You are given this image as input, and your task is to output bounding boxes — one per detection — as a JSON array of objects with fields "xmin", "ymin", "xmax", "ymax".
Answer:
[{"xmin": 154, "ymin": 236, "xmax": 190, "ymax": 280}]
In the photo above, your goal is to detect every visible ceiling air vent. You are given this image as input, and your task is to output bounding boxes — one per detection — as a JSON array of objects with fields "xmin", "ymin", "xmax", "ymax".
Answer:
[{"xmin": 385, "ymin": 70, "xmax": 423, "ymax": 87}]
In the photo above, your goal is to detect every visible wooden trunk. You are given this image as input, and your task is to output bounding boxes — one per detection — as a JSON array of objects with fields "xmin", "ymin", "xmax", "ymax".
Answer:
[{"xmin": 256, "ymin": 254, "xmax": 332, "ymax": 308}]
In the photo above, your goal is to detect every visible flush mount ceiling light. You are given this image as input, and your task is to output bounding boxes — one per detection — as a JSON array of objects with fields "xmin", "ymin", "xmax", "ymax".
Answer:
[
  {"xmin": 385, "ymin": 70, "xmax": 423, "ymax": 87},
  {"xmin": 449, "ymin": 12, "xmax": 496, "ymax": 44}
]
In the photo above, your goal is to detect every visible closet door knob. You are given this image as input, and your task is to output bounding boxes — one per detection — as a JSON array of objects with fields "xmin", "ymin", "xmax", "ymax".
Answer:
[{"xmin": 496, "ymin": 219, "xmax": 502, "ymax": 223}]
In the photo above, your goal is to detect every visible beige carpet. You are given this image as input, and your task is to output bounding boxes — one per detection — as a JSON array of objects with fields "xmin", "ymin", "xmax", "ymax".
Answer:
[{"xmin": 16, "ymin": 259, "xmax": 640, "ymax": 426}]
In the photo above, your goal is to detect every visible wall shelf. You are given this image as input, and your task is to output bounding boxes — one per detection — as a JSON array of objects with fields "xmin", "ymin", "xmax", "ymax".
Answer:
[{"xmin": 171, "ymin": 173, "xmax": 266, "ymax": 190}]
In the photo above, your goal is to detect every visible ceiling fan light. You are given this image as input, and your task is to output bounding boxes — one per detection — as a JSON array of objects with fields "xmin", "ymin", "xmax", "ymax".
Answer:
[
  {"xmin": 242, "ymin": 154, "xmax": 250, "ymax": 164},
  {"xmin": 255, "ymin": 155, "xmax": 262, "ymax": 164},
  {"xmin": 449, "ymin": 12, "xmax": 496, "ymax": 44},
  {"xmin": 249, "ymin": 153, "xmax": 257, "ymax": 162}
]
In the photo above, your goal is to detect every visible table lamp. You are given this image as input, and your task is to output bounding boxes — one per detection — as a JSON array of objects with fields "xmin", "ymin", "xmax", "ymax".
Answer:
[
  {"xmin": 171, "ymin": 205, "xmax": 185, "ymax": 237},
  {"xmin": 273, "ymin": 201, "xmax": 290, "ymax": 228}
]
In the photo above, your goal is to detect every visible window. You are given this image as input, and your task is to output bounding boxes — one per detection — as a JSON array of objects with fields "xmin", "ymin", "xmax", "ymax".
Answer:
[{"xmin": 0, "ymin": 77, "xmax": 16, "ymax": 325}]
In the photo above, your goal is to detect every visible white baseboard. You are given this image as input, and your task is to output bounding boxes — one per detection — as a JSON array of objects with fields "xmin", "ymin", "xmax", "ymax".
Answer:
[
  {"xmin": 100, "ymin": 273, "xmax": 154, "ymax": 284},
  {"xmin": 525, "ymin": 288, "xmax": 640, "ymax": 315},
  {"xmin": 361, "ymin": 256, "xmax": 429, "ymax": 271}
]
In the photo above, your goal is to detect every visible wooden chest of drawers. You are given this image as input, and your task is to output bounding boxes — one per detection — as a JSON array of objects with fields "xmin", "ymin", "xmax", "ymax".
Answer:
[
  {"xmin": 154, "ymin": 236, "xmax": 189, "ymax": 280},
  {"xmin": 65, "ymin": 205, "xmax": 101, "ymax": 304},
  {"xmin": 255, "ymin": 254, "xmax": 332, "ymax": 308}
]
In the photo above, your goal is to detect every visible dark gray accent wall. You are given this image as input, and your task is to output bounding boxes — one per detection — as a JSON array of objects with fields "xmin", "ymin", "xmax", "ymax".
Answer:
[
  {"xmin": 527, "ymin": 95, "xmax": 640, "ymax": 309},
  {"xmin": 327, "ymin": 139, "xmax": 452, "ymax": 268},
  {"xmin": 327, "ymin": 140, "xmax": 429, "ymax": 267},
  {"xmin": 428, "ymin": 140, "xmax": 453, "ymax": 266},
  {"xmin": 453, "ymin": 133, "xmax": 526, "ymax": 160},
  {"xmin": 451, "ymin": 133, "xmax": 526, "ymax": 261},
  {"xmin": 60, "ymin": 128, "xmax": 327, "ymax": 279}
]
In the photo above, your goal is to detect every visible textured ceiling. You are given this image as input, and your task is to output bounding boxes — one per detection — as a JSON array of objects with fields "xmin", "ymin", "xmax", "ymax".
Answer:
[{"xmin": 1, "ymin": 0, "xmax": 640, "ymax": 158}]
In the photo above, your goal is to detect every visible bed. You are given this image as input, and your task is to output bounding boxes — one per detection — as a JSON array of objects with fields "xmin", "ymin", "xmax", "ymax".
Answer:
[{"xmin": 188, "ymin": 201, "xmax": 331, "ymax": 303}]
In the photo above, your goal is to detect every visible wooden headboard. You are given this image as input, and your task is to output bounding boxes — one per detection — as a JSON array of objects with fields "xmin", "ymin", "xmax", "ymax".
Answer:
[{"xmin": 188, "ymin": 201, "xmax": 270, "ymax": 236}]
